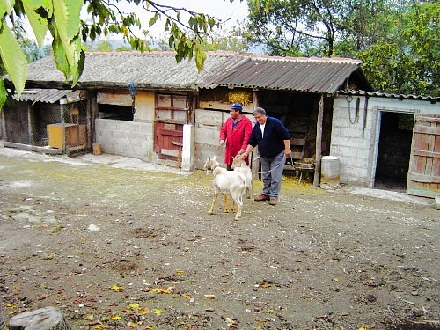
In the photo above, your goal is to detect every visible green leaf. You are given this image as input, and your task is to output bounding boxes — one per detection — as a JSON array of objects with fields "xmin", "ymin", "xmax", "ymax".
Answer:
[
  {"xmin": 0, "ymin": 0, "xmax": 15, "ymax": 16},
  {"xmin": 149, "ymin": 12, "xmax": 159, "ymax": 26},
  {"xmin": 22, "ymin": 0, "xmax": 51, "ymax": 47},
  {"xmin": 0, "ymin": 78, "xmax": 7, "ymax": 109},
  {"xmin": 50, "ymin": 0, "xmax": 83, "ymax": 85},
  {"xmin": 194, "ymin": 45, "xmax": 207, "ymax": 72},
  {"xmin": 51, "ymin": 32, "xmax": 70, "ymax": 79},
  {"xmin": 0, "ymin": 24, "xmax": 27, "ymax": 95}
]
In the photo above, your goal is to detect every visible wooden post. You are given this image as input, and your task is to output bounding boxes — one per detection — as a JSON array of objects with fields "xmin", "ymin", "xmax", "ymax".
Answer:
[
  {"xmin": 313, "ymin": 94, "xmax": 324, "ymax": 188},
  {"xmin": 8, "ymin": 306, "xmax": 72, "ymax": 330},
  {"xmin": 251, "ymin": 89, "xmax": 261, "ymax": 181}
]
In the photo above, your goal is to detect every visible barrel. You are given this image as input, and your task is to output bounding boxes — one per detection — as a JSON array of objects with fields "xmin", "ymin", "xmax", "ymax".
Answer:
[{"xmin": 320, "ymin": 156, "xmax": 340, "ymax": 188}]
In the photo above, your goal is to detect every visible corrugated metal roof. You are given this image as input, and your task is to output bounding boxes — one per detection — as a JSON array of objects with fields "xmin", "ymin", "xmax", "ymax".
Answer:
[
  {"xmin": 24, "ymin": 51, "xmax": 370, "ymax": 94},
  {"xmin": 202, "ymin": 55, "xmax": 365, "ymax": 93},
  {"xmin": 338, "ymin": 90, "xmax": 440, "ymax": 102},
  {"xmin": 13, "ymin": 89, "xmax": 71, "ymax": 103}
]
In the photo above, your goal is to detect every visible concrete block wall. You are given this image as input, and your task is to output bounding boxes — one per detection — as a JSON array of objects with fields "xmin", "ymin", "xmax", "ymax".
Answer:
[
  {"xmin": 95, "ymin": 119, "xmax": 154, "ymax": 161},
  {"xmin": 193, "ymin": 109, "xmax": 255, "ymax": 170},
  {"xmin": 194, "ymin": 109, "xmax": 224, "ymax": 169},
  {"xmin": 330, "ymin": 96, "xmax": 377, "ymax": 186}
]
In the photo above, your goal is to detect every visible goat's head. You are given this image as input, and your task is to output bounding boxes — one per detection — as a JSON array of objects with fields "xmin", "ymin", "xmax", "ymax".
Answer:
[
  {"xmin": 203, "ymin": 156, "xmax": 219, "ymax": 172},
  {"xmin": 231, "ymin": 155, "xmax": 246, "ymax": 169}
]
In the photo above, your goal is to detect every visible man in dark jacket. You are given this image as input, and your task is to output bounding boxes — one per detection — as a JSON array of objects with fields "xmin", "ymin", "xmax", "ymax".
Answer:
[{"xmin": 242, "ymin": 107, "xmax": 291, "ymax": 205}]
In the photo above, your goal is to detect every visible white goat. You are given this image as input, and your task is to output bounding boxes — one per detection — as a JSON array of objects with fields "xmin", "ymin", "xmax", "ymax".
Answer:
[
  {"xmin": 231, "ymin": 156, "xmax": 253, "ymax": 202},
  {"xmin": 203, "ymin": 156, "xmax": 246, "ymax": 220}
]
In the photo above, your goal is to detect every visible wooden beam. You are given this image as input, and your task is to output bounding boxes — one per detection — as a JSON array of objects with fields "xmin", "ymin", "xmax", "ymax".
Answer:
[{"xmin": 313, "ymin": 94, "xmax": 324, "ymax": 188}]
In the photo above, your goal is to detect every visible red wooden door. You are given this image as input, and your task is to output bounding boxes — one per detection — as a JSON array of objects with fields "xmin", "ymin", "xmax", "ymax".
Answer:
[
  {"xmin": 154, "ymin": 93, "xmax": 192, "ymax": 166},
  {"xmin": 407, "ymin": 114, "xmax": 440, "ymax": 198}
]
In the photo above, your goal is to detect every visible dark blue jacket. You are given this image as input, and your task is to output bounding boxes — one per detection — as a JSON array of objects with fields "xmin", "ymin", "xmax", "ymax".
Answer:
[{"xmin": 248, "ymin": 117, "xmax": 290, "ymax": 158}]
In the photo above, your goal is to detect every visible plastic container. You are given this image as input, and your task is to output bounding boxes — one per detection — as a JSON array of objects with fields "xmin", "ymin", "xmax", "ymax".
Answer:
[{"xmin": 320, "ymin": 156, "xmax": 340, "ymax": 188}]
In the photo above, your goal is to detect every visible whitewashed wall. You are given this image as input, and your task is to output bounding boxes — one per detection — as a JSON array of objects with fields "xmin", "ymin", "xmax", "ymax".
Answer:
[{"xmin": 330, "ymin": 95, "xmax": 440, "ymax": 187}]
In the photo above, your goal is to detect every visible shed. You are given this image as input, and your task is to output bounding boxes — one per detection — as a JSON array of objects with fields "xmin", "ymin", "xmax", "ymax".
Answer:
[
  {"xmin": 3, "ymin": 51, "xmax": 373, "ymax": 186},
  {"xmin": 332, "ymin": 91, "xmax": 439, "ymax": 198}
]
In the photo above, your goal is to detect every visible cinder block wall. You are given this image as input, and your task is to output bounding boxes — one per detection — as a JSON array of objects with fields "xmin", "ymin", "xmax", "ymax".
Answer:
[
  {"xmin": 330, "ymin": 96, "xmax": 376, "ymax": 186},
  {"xmin": 95, "ymin": 119, "xmax": 154, "ymax": 161}
]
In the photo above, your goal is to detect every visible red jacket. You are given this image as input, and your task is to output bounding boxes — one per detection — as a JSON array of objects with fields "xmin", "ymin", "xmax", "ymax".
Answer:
[{"xmin": 220, "ymin": 115, "xmax": 253, "ymax": 165}]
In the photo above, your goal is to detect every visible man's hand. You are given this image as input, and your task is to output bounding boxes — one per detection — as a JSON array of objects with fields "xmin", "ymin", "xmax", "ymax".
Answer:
[{"xmin": 219, "ymin": 140, "xmax": 225, "ymax": 146}]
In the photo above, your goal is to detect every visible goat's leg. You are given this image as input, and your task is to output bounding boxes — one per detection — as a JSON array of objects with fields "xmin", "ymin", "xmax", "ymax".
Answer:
[
  {"xmin": 231, "ymin": 198, "xmax": 237, "ymax": 213},
  {"xmin": 232, "ymin": 192, "xmax": 244, "ymax": 220},
  {"xmin": 223, "ymin": 194, "xmax": 230, "ymax": 213},
  {"xmin": 209, "ymin": 193, "xmax": 218, "ymax": 215},
  {"xmin": 249, "ymin": 182, "xmax": 254, "ymax": 203}
]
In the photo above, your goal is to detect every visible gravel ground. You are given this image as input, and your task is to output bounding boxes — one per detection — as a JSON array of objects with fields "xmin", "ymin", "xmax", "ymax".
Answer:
[{"xmin": 0, "ymin": 147, "xmax": 438, "ymax": 330}]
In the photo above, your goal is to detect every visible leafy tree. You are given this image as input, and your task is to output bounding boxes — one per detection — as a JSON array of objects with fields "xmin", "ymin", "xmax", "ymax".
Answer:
[
  {"xmin": 0, "ymin": 0, "xmax": 226, "ymax": 108},
  {"xmin": 96, "ymin": 40, "xmax": 114, "ymax": 52},
  {"xmin": 246, "ymin": 0, "xmax": 348, "ymax": 56},
  {"xmin": 356, "ymin": 2, "xmax": 440, "ymax": 95},
  {"xmin": 245, "ymin": 0, "xmax": 440, "ymax": 96},
  {"xmin": 13, "ymin": 19, "xmax": 42, "ymax": 62}
]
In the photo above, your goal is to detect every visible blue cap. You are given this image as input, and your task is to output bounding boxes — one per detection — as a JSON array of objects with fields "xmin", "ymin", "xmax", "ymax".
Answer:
[{"xmin": 230, "ymin": 103, "xmax": 243, "ymax": 111}]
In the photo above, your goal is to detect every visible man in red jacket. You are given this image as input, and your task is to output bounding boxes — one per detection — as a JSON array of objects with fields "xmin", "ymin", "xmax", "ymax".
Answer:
[{"xmin": 220, "ymin": 103, "xmax": 253, "ymax": 170}]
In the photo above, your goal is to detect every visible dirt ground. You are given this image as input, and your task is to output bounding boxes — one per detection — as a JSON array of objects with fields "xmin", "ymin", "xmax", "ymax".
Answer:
[{"xmin": 0, "ymin": 148, "xmax": 438, "ymax": 330}]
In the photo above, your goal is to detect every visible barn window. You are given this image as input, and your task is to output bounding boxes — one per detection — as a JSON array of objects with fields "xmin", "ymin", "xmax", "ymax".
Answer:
[{"xmin": 97, "ymin": 91, "xmax": 134, "ymax": 121}]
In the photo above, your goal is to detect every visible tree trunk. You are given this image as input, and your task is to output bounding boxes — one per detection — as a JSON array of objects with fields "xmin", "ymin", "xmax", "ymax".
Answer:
[{"xmin": 8, "ymin": 307, "xmax": 72, "ymax": 330}]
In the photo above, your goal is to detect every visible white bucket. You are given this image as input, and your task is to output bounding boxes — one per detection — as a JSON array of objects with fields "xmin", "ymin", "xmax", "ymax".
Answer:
[{"xmin": 320, "ymin": 156, "xmax": 340, "ymax": 188}]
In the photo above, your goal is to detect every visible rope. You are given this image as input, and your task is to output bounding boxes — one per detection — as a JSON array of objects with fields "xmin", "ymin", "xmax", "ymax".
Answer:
[{"xmin": 251, "ymin": 155, "xmax": 294, "ymax": 174}]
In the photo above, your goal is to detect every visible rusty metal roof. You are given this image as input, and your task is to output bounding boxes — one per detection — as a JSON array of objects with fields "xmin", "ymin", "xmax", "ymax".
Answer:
[
  {"xmin": 201, "ymin": 55, "xmax": 369, "ymax": 93},
  {"xmin": 23, "ymin": 51, "xmax": 370, "ymax": 93}
]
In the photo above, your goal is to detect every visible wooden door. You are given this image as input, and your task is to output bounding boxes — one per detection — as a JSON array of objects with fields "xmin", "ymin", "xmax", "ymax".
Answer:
[
  {"xmin": 154, "ymin": 93, "xmax": 192, "ymax": 167},
  {"xmin": 407, "ymin": 114, "xmax": 440, "ymax": 198}
]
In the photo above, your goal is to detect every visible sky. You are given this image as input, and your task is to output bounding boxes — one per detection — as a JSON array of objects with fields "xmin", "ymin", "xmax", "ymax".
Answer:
[
  {"xmin": 123, "ymin": 0, "xmax": 249, "ymax": 38},
  {"xmin": 26, "ymin": 0, "xmax": 249, "ymax": 46}
]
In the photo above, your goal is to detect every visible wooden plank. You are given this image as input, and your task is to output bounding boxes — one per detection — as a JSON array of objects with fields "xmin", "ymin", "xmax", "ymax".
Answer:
[
  {"xmin": 407, "ymin": 114, "xmax": 440, "ymax": 198},
  {"xmin": 416, "ymin": 116, "xmax": 440, "ymax": 122},
  {"xmin": 157, "ymin": 127, "xmax": 183, "ymax": 137},
  {"xmin": 413, "ymin": 150, "xmax": 440, "ymax": 158},
  {"xmin": 291, "ymin": 137, "xmax": 306, "ymax": 145},
  {"xmin": 407, "ymin": 187, "xmax": 439, "ymax": 198},
  {"xmin": 413, "ymin": 125, "xmax": 440, "ymax": 135},
  {"xmin": 408, "ymin": 172, "xmax": 440, "ymax": 183}
]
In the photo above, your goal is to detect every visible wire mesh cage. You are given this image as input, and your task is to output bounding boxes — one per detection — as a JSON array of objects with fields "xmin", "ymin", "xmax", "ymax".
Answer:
[{"xmin": 3, "ymin": 99, "xmax": 88, "ymax": 152}]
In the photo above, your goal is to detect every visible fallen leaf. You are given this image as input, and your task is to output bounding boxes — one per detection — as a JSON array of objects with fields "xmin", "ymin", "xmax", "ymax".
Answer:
[{"xmin": 110, "ymin": 284, "xmax": 123, "ymax": 292}]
